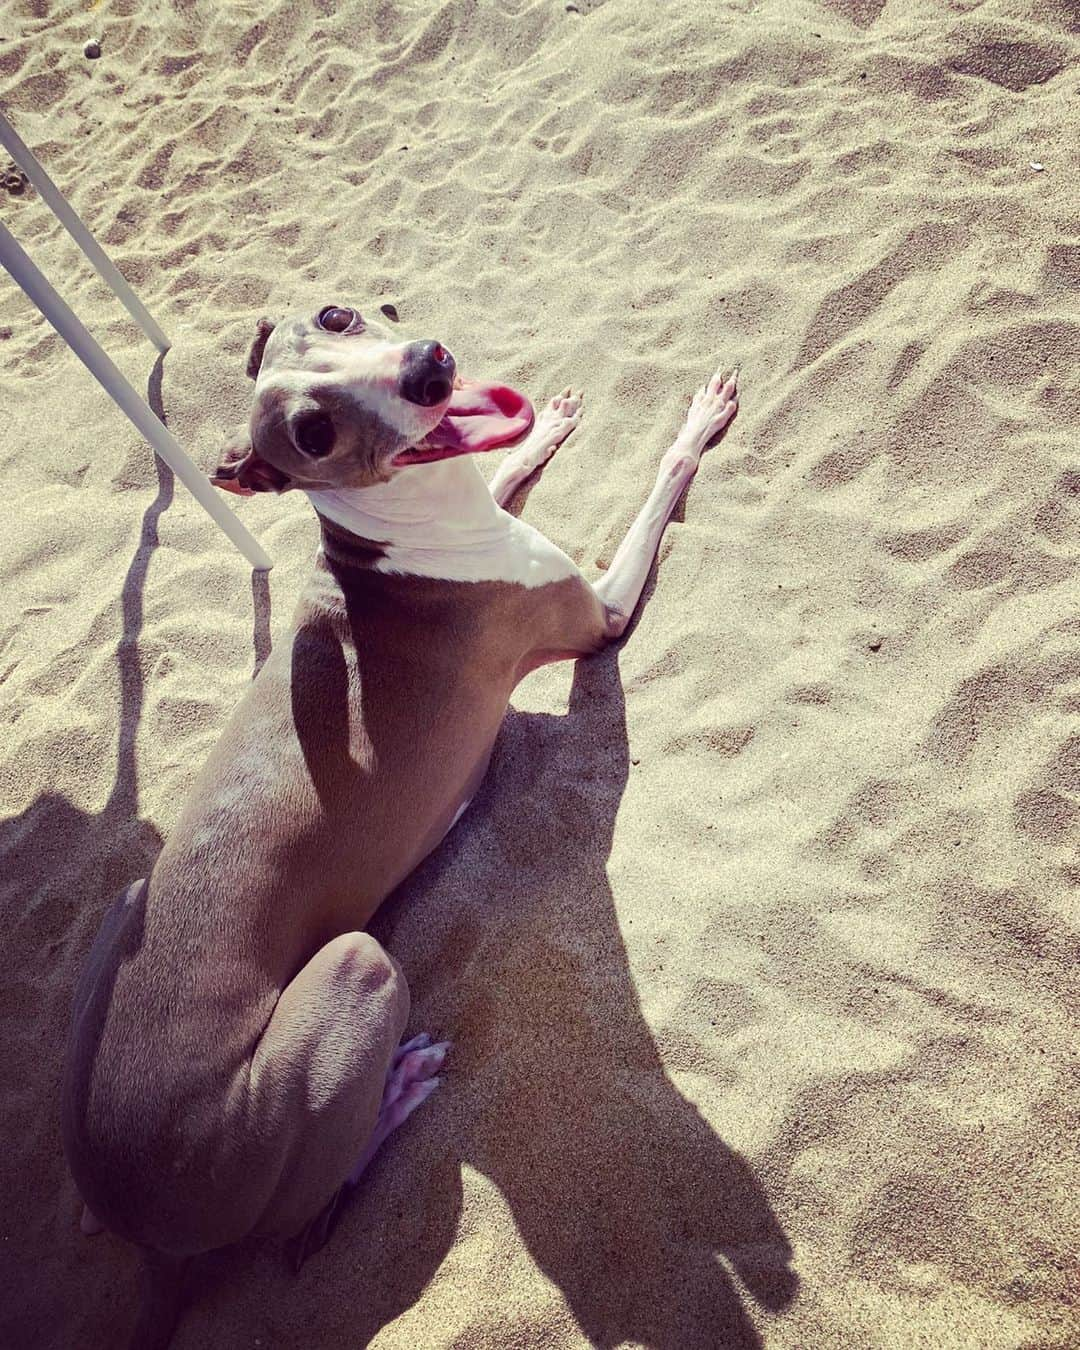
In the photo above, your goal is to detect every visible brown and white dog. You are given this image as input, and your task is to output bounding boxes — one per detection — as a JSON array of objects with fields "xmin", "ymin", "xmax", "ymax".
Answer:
[{"xmin": 61, "ymin": 302, "xmax": 738, "ymax": 1348}]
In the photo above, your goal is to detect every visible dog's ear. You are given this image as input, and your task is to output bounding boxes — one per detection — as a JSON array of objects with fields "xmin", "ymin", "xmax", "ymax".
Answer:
[
  {"xmin": 246, "ymin": 317, "xmax": 277, "ymax": 380},
  {"xmin": 210, "ymin": 423, "xmax": 291, "ymax": 496}
]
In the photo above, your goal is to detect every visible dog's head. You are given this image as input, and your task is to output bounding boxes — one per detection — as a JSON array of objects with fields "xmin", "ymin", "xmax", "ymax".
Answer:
[{"xmin": 211, "ymin": 305, "xmax": 534, "ymax": 496}]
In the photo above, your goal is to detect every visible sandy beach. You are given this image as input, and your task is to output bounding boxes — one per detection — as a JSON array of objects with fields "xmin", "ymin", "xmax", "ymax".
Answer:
[{"xmin": 1, "ymin": 0, "xmax": 1077, "ymax": 1346}]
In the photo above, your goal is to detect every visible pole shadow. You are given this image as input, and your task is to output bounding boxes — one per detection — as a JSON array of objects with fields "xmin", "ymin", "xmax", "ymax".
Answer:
[
  {"xmin": 0, "ymin": 381, "xmax": 176, "ymax": 1346},
  {"xmin": 3, "ymin": 356, "xmax": 177, "ymax": 924}
]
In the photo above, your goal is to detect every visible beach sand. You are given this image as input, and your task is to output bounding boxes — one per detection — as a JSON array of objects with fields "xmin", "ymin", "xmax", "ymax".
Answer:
[{"xmin": 1, "ymin": 0, "xmax": 1077, "ymax": 1346}]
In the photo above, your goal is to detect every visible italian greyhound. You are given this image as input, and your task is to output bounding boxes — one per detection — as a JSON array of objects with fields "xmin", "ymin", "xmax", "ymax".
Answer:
[{"xmin": 61, "ymin": 302, "xmax": 738, "ymax": 1348}]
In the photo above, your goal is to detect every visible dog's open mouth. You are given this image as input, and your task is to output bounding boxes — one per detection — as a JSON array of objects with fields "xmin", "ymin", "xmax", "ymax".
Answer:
[{"xmin": 392, "ymin": 378, "xmax": 533, "ymax": 466}]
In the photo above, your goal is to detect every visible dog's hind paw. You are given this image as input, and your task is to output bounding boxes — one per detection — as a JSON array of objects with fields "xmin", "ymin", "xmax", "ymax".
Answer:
[
  {"xmin": 384, "ymin": 1036, "xmax": 450, "ymax": 1106},
  {"xmin": 344, "ymin": 1034, "xmax": 450, "ymax": 1188}
]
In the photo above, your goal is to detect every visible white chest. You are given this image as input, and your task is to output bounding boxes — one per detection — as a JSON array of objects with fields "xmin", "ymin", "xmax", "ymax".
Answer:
[{"xmin": 307, "ymin": 459, "xmax": 580, "ymax": 589}]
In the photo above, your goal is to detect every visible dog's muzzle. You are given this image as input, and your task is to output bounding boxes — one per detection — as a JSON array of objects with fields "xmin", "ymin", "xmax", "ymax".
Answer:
[{"xmin": 399, "ymin": 340, "xmax": 457, "ymax": 407}]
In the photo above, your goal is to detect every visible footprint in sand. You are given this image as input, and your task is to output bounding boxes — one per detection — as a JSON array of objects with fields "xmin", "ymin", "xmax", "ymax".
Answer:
[{"xmin": 2, "ymin": 162, "xmax": 28, "ymax": 195}]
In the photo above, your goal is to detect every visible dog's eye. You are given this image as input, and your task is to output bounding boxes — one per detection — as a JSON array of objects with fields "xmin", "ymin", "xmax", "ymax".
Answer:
[
  {"xmin": 293, "ymin": 411, "xmax": 336, "ymax": 458},
  {"xmin": 316, "ymin": 305, "xmax": 361, "ymax": 334}
]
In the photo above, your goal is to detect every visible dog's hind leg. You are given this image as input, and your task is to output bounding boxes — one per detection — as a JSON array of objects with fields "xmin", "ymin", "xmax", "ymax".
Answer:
[
  {"xmin": 489, "ymin": 388, "xmax": 583, "ymax": 509},
  {"xmin": 248, "ymin": 931, "xmax": 442, "ymax": 1258},
  {"xmin": 287, "ymin": 1030, "xmax": 450, "ymax": 1268}
]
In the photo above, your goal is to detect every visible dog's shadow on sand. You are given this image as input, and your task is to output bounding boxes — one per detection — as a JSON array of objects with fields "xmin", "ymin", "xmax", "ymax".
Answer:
[
  {"xmin": 323, "ymin": 429, "xmax": 796, "ymax": 1348},
  {"xmin": 311, "ymin": 648, "xmax": 798, "ymax": 1348}
]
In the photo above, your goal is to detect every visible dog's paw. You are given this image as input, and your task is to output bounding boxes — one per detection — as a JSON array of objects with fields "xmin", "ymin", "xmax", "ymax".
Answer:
[
  {"xmin": 517, "ymin": 387, "xmax": 583, "ymax": 468},
  {"xmin": 345, "ymin": 1036, "xmax": 450, "ymax": 1187},
  {"xmin": 681, "ymin": 367, "xmax": 738, "ymax": 455},
  {"xmin": 384, "ymin": 1035, "xmax": 450, "ymax": 1111}
]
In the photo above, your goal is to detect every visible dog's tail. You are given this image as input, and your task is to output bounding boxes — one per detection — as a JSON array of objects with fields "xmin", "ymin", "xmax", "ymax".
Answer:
[{"xmin": 127, "ymin": 1247, "xmax": 191, "ymax": 1350}]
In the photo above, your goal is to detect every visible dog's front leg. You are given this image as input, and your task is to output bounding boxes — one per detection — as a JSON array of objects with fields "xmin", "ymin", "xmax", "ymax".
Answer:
[
  {"xmin": 514, "ymin": 366, "xmax": 737, "ymax": 671},
  {"xmin": 595, "ymin": 366, "xmax": 737, "ymax": 636},
  {"xmin": 489, "ymin": 388, "xmax": 583, "ymax": 508}
]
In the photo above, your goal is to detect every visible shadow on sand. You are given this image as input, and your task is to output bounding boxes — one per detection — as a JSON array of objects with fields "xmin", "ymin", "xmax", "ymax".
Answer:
[
  {"xmin": 2, "ymin": 355, "xmax": 273, "ymax": 912},
  {"xmin": 324, "ymin": 649, "xmax": 800, "ymax": 1348},
  {"xmin": 1, "ymin": 362, "xmax": 177, "ymax": 952}
]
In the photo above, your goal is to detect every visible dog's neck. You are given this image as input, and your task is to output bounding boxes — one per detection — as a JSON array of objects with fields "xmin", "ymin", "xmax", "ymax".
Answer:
[
  {"xmin": 307, "ymin": 456, "xmax": 576, "ymax": 587},
  {"xmin": 309, "ymin": 456, "xmax": 499, "ymax": 549}
]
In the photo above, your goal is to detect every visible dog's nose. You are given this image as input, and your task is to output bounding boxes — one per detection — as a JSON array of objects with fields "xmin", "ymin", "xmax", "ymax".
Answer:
[{"xmin": 399, "ymin": 340, "xmax": 456, "ymax": 407}]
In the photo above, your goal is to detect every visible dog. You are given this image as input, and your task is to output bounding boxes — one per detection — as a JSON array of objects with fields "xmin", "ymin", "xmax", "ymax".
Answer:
[{"xmin": 61, "ymin": 301, "xmax": 738, "ymax": 1348}]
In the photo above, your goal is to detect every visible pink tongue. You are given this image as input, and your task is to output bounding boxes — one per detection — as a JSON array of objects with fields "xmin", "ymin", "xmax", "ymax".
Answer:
[{"xmin": 396, "ymin": 378, "xmax": 533, "ymax": 464}]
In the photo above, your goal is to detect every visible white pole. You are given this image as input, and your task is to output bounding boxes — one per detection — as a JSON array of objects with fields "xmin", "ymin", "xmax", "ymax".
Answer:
[
  {"xmin": 0, "ymin": 220, "xmax": 272, "ymax": 572},
  {"xmin": 0, "ymin": 108, "xmax": 171, "ymax": 354}
]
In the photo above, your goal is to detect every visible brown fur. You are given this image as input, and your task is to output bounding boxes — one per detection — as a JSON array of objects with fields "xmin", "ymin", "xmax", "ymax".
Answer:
[{"xmin": 61, "ymin": 531, "xmax": 609, "ymax": 1255}]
